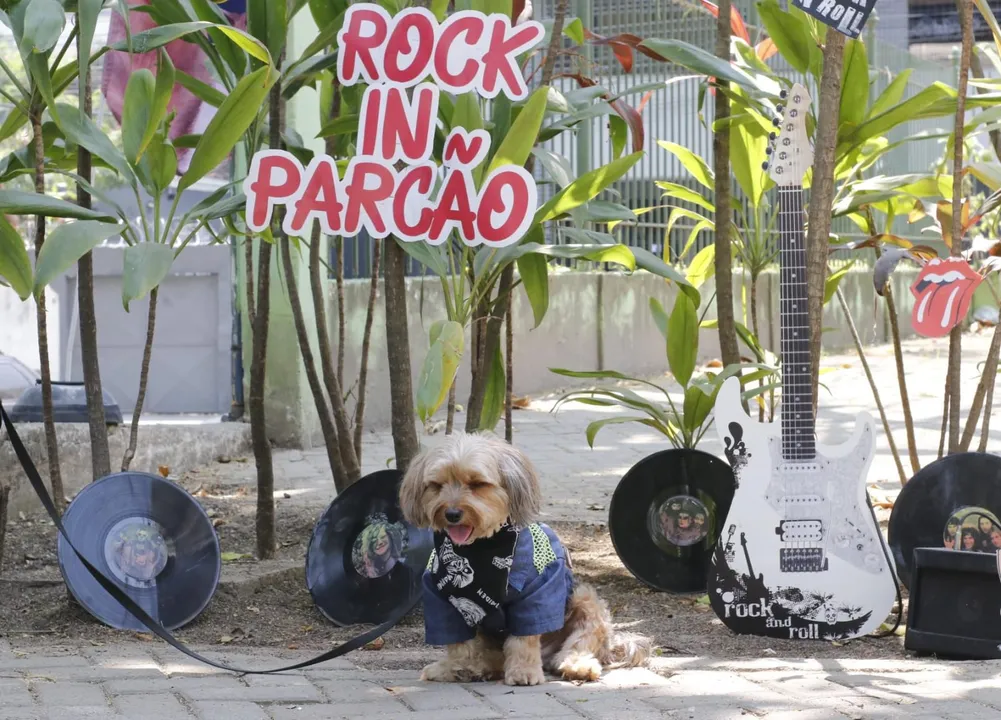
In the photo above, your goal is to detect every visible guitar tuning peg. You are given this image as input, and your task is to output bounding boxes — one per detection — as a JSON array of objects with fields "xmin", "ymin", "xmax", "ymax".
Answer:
[
  {"xmin": 765, "ymin": 147, "xmax": 773, "ymax": 155},
  {"xmin": 769, "ymin": 132, "xmax": 777, "ymax": 140},
  {"xmin": 776, "ymin": 104, "xmax": 784, "ymax": 113},
  {"xmin": 772, "ymin": 118, "xmax": 780, "ymax": 126},
  {"xmin": 761, "ymin": 161, "xmax": 769, "ymax": 170},
  {"xmin": 780, "ymin": 89, "xmax": 788, "ymax": 99}
]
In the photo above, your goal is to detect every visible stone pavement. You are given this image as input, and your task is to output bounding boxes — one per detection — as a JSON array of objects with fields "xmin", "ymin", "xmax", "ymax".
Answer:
[
  {"xmin": 3, "ymin": 640, "xmax": 1001, "ymax": 720},
  {"xmin": 197, "ymin": 332, "xmax": 997, "ymax": 520}
]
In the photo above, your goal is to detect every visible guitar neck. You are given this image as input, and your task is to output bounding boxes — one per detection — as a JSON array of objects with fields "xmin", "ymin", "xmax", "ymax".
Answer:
[{"xmin": 777, "ymin": 185, "xmax": 816, "ymax": 460}]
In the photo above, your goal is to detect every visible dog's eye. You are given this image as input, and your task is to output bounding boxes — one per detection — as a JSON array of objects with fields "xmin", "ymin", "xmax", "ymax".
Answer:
[{"xmin": 469, "ymin": 479, "xmax": 490, "ymax": 490}]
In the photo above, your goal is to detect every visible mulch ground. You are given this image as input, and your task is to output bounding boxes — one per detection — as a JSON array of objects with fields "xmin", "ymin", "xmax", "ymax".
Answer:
[{"xmin": 0, "ymin": 467, "xmax": 908, "ymax": 668}]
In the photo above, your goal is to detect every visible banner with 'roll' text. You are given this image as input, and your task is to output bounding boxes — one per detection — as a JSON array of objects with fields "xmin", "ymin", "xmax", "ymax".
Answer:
[{"xmin": 243, "ymin": 4, "xmax": 546, "ymax": 247}]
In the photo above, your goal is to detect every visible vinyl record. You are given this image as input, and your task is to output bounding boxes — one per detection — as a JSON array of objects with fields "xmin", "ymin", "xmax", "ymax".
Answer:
[
  {"xmin": 609, "ymin": 448, "xmax": 735, "ymax": 593},
  {"xmin": 888, "ymin": 452, "xmax": 1001, "ymax": 589},
  {"xmin": 57, "ymin": 472, "xmax": 221, "ymax": 631},
  {"xmin": 306, "ymin": 469, "xmax": 433, "ymax": 627}
]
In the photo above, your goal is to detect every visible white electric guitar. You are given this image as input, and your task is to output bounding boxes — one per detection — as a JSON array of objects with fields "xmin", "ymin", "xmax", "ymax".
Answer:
[{"xmin": 708, "ymin": 84, "xmax": 896, "ymax": 641}]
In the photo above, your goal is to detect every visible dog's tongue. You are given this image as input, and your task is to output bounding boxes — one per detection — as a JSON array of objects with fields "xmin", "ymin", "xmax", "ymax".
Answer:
[{"xmin": 447, "ymin": 525, "xmax": 473, "ymax": 545}]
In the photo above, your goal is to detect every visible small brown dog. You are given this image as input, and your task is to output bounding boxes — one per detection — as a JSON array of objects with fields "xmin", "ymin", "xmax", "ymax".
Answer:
[{"xmin": 400, "ymin": 432, "xmax": 650, "ymax": 686}]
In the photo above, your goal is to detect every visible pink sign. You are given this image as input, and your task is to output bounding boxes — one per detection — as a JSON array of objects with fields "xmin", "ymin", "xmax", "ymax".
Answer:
[
  {"xmin": 243, "ymin": 5, "xmax": 545, "ymax": 248},
  {"xmin": 910, "ymin": 257, "xmax": 983, "ymax": 337}
]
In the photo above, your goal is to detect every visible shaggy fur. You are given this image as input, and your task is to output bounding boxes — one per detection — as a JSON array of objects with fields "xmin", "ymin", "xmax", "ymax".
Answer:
[{"xmin": 400, "ymin": 432, "xmax": 651, "ymax": 686}]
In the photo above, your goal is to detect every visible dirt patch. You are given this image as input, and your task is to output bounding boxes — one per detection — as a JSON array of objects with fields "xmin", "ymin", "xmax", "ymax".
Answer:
[{"xmin": 0, "ymin": 473, "xmax": 907, "ymax": 668}]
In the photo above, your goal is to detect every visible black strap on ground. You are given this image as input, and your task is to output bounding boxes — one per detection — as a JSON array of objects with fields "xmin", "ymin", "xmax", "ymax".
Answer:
[{"xmin": 0, "ymin": 399, "xmax": 419, "ymax": 675}]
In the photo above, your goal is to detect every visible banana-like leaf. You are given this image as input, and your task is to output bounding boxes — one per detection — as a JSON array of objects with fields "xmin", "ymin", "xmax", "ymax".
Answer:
[
  {"xmin": 517, "ymin": 252, "xmax": 549, "ymax": 328},
  {"xmin": 33, "ymin": 221, "xmax": 124, "ymax": 298},
  {"xmin": 487, "ymin": 86, "xmax": 549, "ymax": 174},
  {"xmin": 122, "ymin": 243, "xmax": 175, "ymax": 311},
  {"xmin": 756, "ymin": 0, "xmax": 812, "ymax": 74},
  {"xmin": 416, "ymin": 320, "xmax": 464, "ymax": 422},
  {"xmin": 478, "ymin": 344, "xmax": 505, "ymax": 431},
  {"xmin": 0, "ymin": 216, "xmax": 31, "ymax": 300},
  {"xmin": 667, "ymin": 291, "xmax": 698, "ymax": 386},
  {"xmin": 534, "ymin": 152, "xmax": 644, "ymax": 224},
  {"xmin": 585, "ymin": 416, "xmax": 674, "ymax": 448},
  {"xmin": 649, "ymin": 296, "xmax": 669, "ymax": 341},
  {"xmin": 658, "ymin": 141, "xmax": 713, "ymax": 189}
]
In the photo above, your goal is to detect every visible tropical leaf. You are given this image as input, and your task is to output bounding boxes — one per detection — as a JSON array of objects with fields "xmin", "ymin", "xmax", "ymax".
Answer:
[
  {"xmin": 667, "ymin": 291, "xmax": 698, "ymax": 386},
  {"xmin": 122, "ymin": 243, "xmax": 175, "ymax": 310},
  {"xmin": 658, "ymin": 141, "xmax": 714, "ymax": 189},
  {"xmin": 33, "ymin": 221, "xmax": 124, "ymax": 297},
  {"xmin": 518, "ymin": 252, "xmax": 549, "ymax": 328},
  {"xmin": 0, "ymin": 216, "xmax": 31, "ymax": 300},
  {"xmin": 487, "ymin": 86, "xmax": 549, "ymax": 173},
  {"xmin": 416, "ymin": 320, "xmax": 464, "ymax": 422},
  {"xmin": 478, "ymin": 345, "xmax": 505, "ymax": 431},
  {"xmin": 756, "ymin": 0, "xmax": 811, "ymax": 74},
  {"xmin": 0, "ymin": 191, "xmax": 116, "ymax": 221},
  {"xmin": 534, "ymin": 152, "xmax": 644, "ymax": 223}
]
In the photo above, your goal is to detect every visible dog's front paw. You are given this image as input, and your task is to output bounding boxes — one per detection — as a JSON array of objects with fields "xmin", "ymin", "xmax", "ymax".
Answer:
[
  {"xmin": 420, "ymin": 660, "xmax": 458, "ymax": 683},
  {"xmin": 557, "ymin": 653, "xmax": 602, "ymax": 683},
  {"xmin": 504, "ymin": 663, "xmax": 544, "ymax": 686}
]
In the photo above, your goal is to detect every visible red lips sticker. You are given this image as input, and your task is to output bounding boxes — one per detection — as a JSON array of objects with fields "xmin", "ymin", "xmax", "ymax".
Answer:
[{"xmin": 910, "ymin": 258, "xmax": 983, "ymax": 337}]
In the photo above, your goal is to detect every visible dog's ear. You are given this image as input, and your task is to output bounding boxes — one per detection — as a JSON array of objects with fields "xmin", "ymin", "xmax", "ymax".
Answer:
[
  {"xmin": 399, "ymin": 450, "xmax": 431, "ymax": 527},
  {"xmin": 494, "ymin": 441, "xmax": 541, "ymax": 527}
]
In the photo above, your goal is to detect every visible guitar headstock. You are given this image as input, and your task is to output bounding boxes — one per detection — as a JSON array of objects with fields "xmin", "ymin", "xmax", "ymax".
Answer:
[{"xmin": 763, "ymin": 83, "xmax": 813, "ymax": 186}]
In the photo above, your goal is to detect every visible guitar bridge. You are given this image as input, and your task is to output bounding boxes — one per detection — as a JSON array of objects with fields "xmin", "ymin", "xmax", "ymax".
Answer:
[{"xmin": 780, "ymin": 547, "xmax": 828, "ymax": 572}]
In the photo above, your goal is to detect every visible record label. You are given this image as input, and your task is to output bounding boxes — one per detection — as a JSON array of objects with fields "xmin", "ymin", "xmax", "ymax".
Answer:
[
  {"xmin": 104, "ymin": 517, "xmax": 171, "ymax": 588},
  {"xmin": 609, "ymin": 448, "xmax": 735, "ymax": 593},
  {"xmin": 351, "ymin": 514, "xmax": 408, "ymax": 579}
]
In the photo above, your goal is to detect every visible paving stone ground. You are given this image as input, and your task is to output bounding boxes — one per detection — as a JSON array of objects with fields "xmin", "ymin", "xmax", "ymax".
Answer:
[
  {"xmin": 3, "ymin": 639, "xmax": 1001, "ymax": 720},
  {"xmin": 6, "ymin": 333, "xmax": 1001, "ymax": 718}
]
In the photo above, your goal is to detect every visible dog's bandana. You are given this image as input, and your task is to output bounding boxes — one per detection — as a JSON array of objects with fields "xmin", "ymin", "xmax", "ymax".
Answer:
[{"xmin": 428, "ymin": 524, "xmax": 520, "ymax": 628}]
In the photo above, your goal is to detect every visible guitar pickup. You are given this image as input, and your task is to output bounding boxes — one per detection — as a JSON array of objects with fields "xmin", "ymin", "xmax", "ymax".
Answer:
[
  {"xmin": 780, "ymin": 547, "xmax": 828, "ymax": 572},
  {"xmin": 776, "ymin": 520, "xmax": 824, "ymax": 542}
]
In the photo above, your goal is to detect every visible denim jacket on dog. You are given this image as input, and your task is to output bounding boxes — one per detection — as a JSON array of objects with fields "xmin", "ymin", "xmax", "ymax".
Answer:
[{"xmin": 421, "ymin": 522, "xmax": 575, "ymax": 646}]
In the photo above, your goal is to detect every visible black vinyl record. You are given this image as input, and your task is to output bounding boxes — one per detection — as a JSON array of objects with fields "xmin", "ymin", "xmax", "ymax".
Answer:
[
  {"xmin": 888, "ymin": 452, "xmax": 1001, "ymax": 589},
  {"xmin": 609, "ymin": 448, "xmax": 735, "ymax": 593},
  {"xmin": 306, "ymin": 469, "xmax": 433, "ymax": 627},
  {"xmin": 57, "ymin": 471, "xmax": 221, "ymax": 631}
]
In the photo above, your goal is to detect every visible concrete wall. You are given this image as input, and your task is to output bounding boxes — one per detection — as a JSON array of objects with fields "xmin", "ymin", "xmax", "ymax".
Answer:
[
  {"xmin": 0, "ymin": 287, "xmax": 60, "ymax": 378},
  {"xmin": 268, "ymin": 264, "xmax": 923, "ymax": 447}
]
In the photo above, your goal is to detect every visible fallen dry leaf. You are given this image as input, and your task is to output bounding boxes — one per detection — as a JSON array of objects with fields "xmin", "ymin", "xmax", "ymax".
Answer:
[
  {"xmin": 363, "ymin": 637, "xmax": 385, "ymax": 651},
  {"xmin": 157, "ymin": 466, "xmax": 169, "ymax": 477},
  {"xmin": 219, "ymin": 635, "xmax": 233, "ymax": 644},
  {"xmin": 706, "ymin": 359, "xmax": 723, "ymax": 368},
  {"xmin": 513, "ymin": 396, "xmax": 531, "ymax": 409}
]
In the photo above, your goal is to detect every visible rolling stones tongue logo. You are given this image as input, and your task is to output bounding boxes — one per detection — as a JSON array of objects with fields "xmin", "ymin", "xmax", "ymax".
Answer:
[{"xmin": 910, "ymin": 258, "xmax": 983, "ymax": 337}]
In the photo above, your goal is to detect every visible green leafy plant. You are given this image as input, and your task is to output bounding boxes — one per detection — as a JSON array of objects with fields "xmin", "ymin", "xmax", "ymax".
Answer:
[{"xmin": 551, "ymin": 293, "xmax": 777, "ymax": 450}]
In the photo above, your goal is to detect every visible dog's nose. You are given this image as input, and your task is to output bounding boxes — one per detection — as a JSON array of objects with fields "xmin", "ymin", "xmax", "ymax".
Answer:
[{"xmin": 445, "ymin": 508, "xmax": 463, "ymax": 524}]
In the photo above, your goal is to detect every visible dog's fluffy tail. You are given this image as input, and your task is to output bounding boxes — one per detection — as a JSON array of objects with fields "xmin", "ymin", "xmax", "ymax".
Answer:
[{"xmin": 602, "ymin": 631, "xmax": 652, "ymax": 669}]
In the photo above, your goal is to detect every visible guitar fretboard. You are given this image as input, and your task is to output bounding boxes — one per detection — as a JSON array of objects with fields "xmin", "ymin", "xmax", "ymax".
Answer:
[{"xmin": 777, "ymin": 186, "xmax": 816, "ymax": 460}]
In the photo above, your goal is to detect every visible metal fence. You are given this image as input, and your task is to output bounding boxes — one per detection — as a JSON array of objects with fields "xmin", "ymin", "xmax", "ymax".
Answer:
[{"xmin": 339, "ymin": 0, "xmax": 958, "ymax": 278}]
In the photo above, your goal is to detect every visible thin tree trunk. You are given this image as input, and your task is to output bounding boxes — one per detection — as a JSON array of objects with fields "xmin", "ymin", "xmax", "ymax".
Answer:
[
  {"xmin": 31, "ymin": 109, "xmax": 64, "ymax": 512},
  {"xmin": 0, "ymin": 484, "xmax": 9, "ymax": 572},
  {"xmin": 121, "ymin": 288, "xmax": 157, "ymax": 472},
  {"xmin": 505, "ymin": 293, "xmax": 514, "ymax": 443},
  {"xmin": 354, "ymin": 236, "xmax": 381, "ymax": 459},
  {"xmin": 882, "ymin": 281, "xmax": 920, "ymax": 473},
  {"xmin": 336, "ymin": 239, "xmax": 346, "ymax": 386},
  {"xmin": 960, "ymin": 320, "xmax": 1001, "ymax": 451},
  {"xmin": 384, "ymin": 238, "xmax": 420, "ymax": 470},
  {"xmin": 467, "ymin": 0, "xmax": 567, "ymax": 434},
  {"xmin": 307, "ymin": 86, "xmax": 362, "ymax": 487},
  {"xmin": 252, "ymin": 81, "xmax": 283, "ymax": 561},
  {"xmin": 807, "ymin": 32, "xmax": 846, "ymax": 413},
  {"xmin": 946, "ymin": 0, "xmax": 973, "ymax": 454},
  {"xmin": 713, "ymin": 0, "xmax": 740, "ymax": 369},
  {"xmin": 75, "ymin": 63, "xmax": 110, "ymax": 481},
  {"xmin": 938, "ymin": 384, "xmax": 950, "ymax": 459},
  {"xmin": 837, "ymin": 287, "xmax": 906, "ymax": 485},
  {"xmin": 979, "ymin": 352, "xmax": 997, "ymax": 453},
  {"xmin": 286, "ymin": 231, "xmax": 350, "ymax": 489},
  {"xmin": 244, "ymin": 236, "xmax": 256, "ymax": 322},
  {"xmin": 466, "ymin": 280, "xmax": 508, "ymax": 432},
  {"xmin": 446, "ymin": 382, "xmax": 457, "ymax": 435}
]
